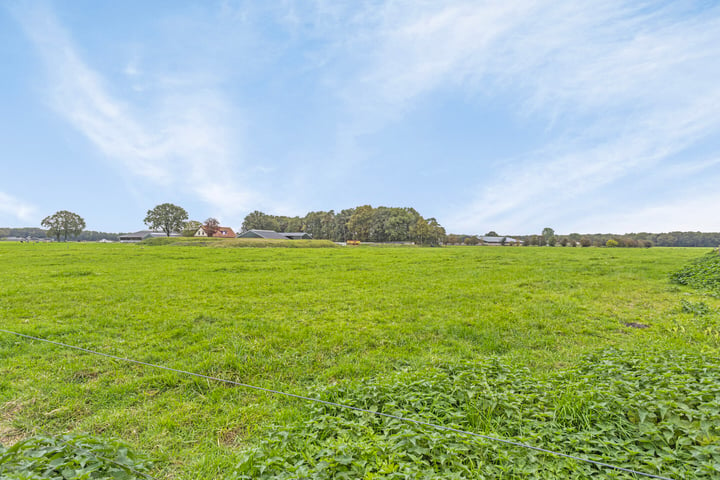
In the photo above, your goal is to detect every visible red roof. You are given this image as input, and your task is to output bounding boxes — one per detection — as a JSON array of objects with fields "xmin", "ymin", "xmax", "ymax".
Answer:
[
  {"xmin": 198, "ymin": 226, "xmax": 236, "ymax": 238},
  {"xmin": 210, "ymin": 227, "xmax": 236, "ymax": 238}
]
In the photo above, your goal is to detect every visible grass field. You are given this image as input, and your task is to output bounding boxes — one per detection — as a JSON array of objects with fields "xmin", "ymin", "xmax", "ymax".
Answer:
[{"xmin": 1, "ymin": 243, "xmax": 719, "ymax": 478}]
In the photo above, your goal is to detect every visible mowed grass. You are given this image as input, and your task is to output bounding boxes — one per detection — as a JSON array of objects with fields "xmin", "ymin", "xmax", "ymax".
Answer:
[{"xmin": 0, "ymin": 243, "xmax": 718, "ymax": 477}]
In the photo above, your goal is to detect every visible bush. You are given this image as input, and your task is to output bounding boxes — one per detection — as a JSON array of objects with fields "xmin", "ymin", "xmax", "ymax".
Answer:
[
  {"xmin": 233, "ymin": 349, "xmax": 720, "ymax": 479},
  {"xmin": 606, "ymin": 239, "xmax": 619, "ymax": 247},
  {"xmin": 670, "ymin": 252, "xmax": 720, "ymax": 292},
  {"xmin": 0, "ymin": 433, "xmax": 153, "ymax": 479}
]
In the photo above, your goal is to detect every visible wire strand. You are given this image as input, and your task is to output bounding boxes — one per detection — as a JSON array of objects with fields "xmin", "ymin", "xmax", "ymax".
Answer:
[{"xmin": 0, "ymin": 328, "xmax": 675, "ymax": 480}]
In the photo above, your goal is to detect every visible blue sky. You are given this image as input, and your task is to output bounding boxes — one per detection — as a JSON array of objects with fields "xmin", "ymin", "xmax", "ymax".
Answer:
[{"xmin": 1, "ymin": 1, "xmax": 719, "ymax": 235}]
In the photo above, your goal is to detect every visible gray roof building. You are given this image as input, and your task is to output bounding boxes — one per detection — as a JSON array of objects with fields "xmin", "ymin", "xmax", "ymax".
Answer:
[
  {"xmin": 237, "ymin": 229, "xmax": 312, "ymax": 240},
  {"xmin": 478, "ymin": 236, "xmax": 523, "ymax": 245},
  {"xmin": 118, "ymin": 230, "xmax": 181, "ymax": 242}
]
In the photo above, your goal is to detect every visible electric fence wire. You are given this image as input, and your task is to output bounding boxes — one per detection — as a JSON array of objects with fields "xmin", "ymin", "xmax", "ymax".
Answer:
[{"xmin": 0, "ymin": 328, "xmax": 675, "ymax": 480}]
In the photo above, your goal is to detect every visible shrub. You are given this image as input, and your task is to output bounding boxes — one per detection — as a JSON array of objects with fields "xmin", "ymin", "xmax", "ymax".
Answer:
[
  {"xmin": 0, "ymin": 433, "xmax": 153, "ymax": 479},
  {"xmin": 233, "ymin": 349, "xmax": 720, "ymax": 479},
  {"xmin": 671, "ymin": 252, "xmax": 720, "ymax": 292}
]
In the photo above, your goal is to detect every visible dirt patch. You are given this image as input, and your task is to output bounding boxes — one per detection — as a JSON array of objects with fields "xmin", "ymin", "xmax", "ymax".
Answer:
[
  {"xmin": 0, "ymin": 400, "xmax": 27, "ymax": 447},
  {"xmin": 217, "ymin": 424, "xmax": 247, "ymax": 446},
  {"xmin": 624, "ymin": 322, "xmax": 649, "ymax": 329}
]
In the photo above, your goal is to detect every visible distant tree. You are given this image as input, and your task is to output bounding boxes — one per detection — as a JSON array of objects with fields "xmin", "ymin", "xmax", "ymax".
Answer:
[
  {"xmin": 623, "ymin": 238, "xmax": 639, "ymax": 248},
  {"xmin": 485, "ymin": 231, "xmax": 499, "ymax": 237},
  {"xmin": 426, "ymin": 217, "xmax": 446, "ymax": 245},
  {"xmin": 559, "ymin": 237, "xmax": 568, "ymax": 247},
  {"xmin": 276, "ymin": 215, "xmax": 303, "ymax": 233},
  {"xmin": 331, "ymin": 208, "xmax": 355, "ymax": 242},
  {"xmin": 144, "ymin": 203, "xmax": 188, "ymax": 236},
  {"xmin": 411, "ymin": 217, "xmax": 432, "ymax": 245},
  {"xmin": 303, "ymin": 211, "xmax": 335, "ymax": 239},
  {"xmin": 500, "ymin": 237, "xmax": 507, "ymax": 246},
  {"xmin": 41, "ymin": 210, "xmax": 86, "ymax": 242},
  {"xmin": 347, "ymin": 205, "xmax": 374, "ymax": 241},
  {"xmin": 241, "ymin": 211, "xmax": 279, "ymax": 232},
  {"xmin": 203, "ymin": 217, "xmax": 220, "ymax": 237},
  {"xmin": 542, "ymin": 227, "xmax": 555, "ymax": 246},
  {"xmin": 446, "ymin": 234, "xmax": 461, "ymax": 245},
  {"xmin": 182, "ymin": 220, "xmax": 202, "ymax": 237},
  {"xmin": 383, "ymin": 208, "xmax": 420, "ymax": 242},
  {"xmin": 548, "ymin": 236, "xmax": 557, "ymax": 247},
  {"xmin": 606, "ymin": 239, "xmax": 619, "ymax": 247},
  {"xmin": 580, "ymin": 237, "xmax": 592, "ymax": 247},
  {"xmin": 464, "ymin": 236, "xmax": 479, "ymax": 246}
]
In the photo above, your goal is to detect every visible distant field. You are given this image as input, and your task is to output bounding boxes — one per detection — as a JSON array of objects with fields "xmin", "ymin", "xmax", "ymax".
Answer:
[{"xmin": 1, "ymin": 243, "xmax": 718, "ymax": 478}]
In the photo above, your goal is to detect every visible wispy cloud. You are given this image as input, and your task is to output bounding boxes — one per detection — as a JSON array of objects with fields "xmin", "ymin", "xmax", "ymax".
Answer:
[
  {"xmin": 7, "ymin": 1, "xmax": 719, "ymax": 232},
  {"xmin": 331, "ymin": 1, "xmax": 720, "ymax": 232},
  {"xmin": 14, "ymin": 4, "xmax": 255, "ymax": 219},
  {"xmin": 0, "ymin": 192, "xmax": 36, "ymax": 224}
]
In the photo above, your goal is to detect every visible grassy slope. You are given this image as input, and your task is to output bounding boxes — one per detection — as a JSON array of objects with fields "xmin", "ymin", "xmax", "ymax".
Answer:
[{"xmin": 0, "ymin": 244, "xmax": 717, "ymax": 477}]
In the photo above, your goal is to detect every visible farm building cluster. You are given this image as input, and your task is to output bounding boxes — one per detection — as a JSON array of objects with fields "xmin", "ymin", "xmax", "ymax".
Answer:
[{"xmin": 118, "ymin": 228, "xmax": 312, "ymax": 243}]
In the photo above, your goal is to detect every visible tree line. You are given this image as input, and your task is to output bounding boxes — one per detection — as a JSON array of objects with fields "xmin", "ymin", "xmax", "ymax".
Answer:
[
  {"xmin": 0, "ymin": 227, "xmax": 120, "ymax": 242},
  {"xmin": 3, "ymin": 207, "xmax": 719, "ymax": 247},
  {"xmin": 515, "ymin": 231, "xmax": 720, "ymax": 248},
  {"xmin": 241, "ymin": 206, "xmax": 447, "ymax": 245}
]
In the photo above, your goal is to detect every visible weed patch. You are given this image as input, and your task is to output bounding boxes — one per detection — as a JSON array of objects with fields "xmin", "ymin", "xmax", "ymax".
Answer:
[
  {"xmin": 671, "ymin": 252, "xmax": 720, "ymax": 292},
  {"xmin": 0, "ymin": 432, "xmax": 152, "ymax": 479},
  {"xmin": 235, "ymin": 349, "xmax": 720, "ymax": 479}
]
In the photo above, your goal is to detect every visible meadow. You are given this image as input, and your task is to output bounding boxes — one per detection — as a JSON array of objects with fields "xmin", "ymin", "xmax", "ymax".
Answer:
[{"xmin": 1, "ymin": 242, "xmax": 718, "ymax": 478}]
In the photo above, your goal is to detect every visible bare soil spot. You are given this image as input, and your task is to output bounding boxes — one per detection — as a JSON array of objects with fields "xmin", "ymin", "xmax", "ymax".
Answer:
[
  {"xmin": 218, "ymin": 424, "xmax": 247, "ymax": 446},
  {"xmin": 624, "ymin": 322, "xmax": 649, "ymax": 329},
  {"xmin": 0, "ymin": 400, "xmax": 27, "ymax": 447}
]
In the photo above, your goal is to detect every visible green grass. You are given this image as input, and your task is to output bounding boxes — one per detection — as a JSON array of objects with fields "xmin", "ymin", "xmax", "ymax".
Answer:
[{"xmin": 0, "ymin": 244, "xmax": 718, "ymax": 478}]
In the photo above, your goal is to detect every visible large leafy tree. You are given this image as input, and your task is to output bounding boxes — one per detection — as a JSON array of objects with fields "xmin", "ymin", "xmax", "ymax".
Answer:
[
  {"xmin": 241, "ymin": 211, "xmax": 280, "ymax": 232},
  {"xmin": 347, "ymin": 205, "xmax": 374, "ymax": 241},
  {"xmin": 41, "ymin": 210, "xmax": 86, "ymax": 242},
  {"xmin": 542, "ymin": 227, "xmax": 555, "ymax": 246},
  {"xmin": 144, "ymin": 203, "xmax": 188, "ymax": 236}
]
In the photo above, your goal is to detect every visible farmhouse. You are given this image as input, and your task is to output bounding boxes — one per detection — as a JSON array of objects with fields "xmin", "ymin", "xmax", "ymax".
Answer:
[
  {"xmin": 237, "ymin": 229, "xmax": 312, "ymax": 240},
  {"xmin": 194, "ymin": 226, "xmax": 236, "ymax": 238}
]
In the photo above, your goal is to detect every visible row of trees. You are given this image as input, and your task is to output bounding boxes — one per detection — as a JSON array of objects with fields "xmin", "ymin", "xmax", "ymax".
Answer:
[
  {"xmin": 0, "ymin": 227, "xmax": 121, "ymax": 242},
  {"xmin": 515, "ymin": 228, "xmax": 654, "ymax": 247},
  {"xmin": 515, "ymin": 231, "xmax": 720, "ymax": 248},
  {"xmin": 241, "ymin": 206, "xmax": 446, "ymax": 245}
]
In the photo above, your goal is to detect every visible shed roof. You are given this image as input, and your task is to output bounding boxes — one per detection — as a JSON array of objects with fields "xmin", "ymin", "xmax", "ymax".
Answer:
[
  {"xmin": 119, "ymin": 230, "xmax": 180, "ymax": 241},
  {"xmin": 479, "ymin": 236, "xmax": 522, "ymax": 243},
  {"xmin": 237, "ymin": 229, "xmax": 293, "ymax": 240},
  {"xmin": 237, "ymin": 229, "xmax": 312, "ymax": 240},
  {"xmin": 284, "ymin": 232, "xmax": 312, "ymax": 240}
]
